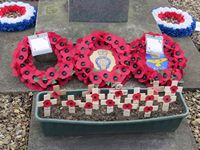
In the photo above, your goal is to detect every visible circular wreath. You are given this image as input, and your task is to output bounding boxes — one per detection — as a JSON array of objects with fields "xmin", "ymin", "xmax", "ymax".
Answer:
[
  {"xmin": 152, "ymin": 7, "xmax": 196, "ymax": 37},
  {"xmin": 129, "ymin": 32, "xmax": 187, "ymax": 86},
  {"xmin": 11, "ymin": 32, "xmax": 75, "ymax": 91},
  {"xmin": 0, "ymin": 2, "xmax": 37, "ymax": 32},
  {"xmin": 74, "ymin": 31, "xmax": 131, "ymax": 87}
]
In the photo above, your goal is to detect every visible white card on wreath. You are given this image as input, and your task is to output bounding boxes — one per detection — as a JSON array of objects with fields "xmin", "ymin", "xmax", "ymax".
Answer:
[
  {"xmin": 195, "ymin": 22, "xmax": 200, "ymax": 32},
  {"xmin": 146, "ymin": 34, "xmax": 163, "ymax": 57},
  {"xmin": 28, "ymin": 33, "xmax": 52, "ymax": 56}
]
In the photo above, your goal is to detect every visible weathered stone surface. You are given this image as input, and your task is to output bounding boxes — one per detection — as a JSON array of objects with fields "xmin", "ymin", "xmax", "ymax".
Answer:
[
  {"xmin": 0, "ymin": 0, "xmax": 199, "ymax": 93},
  {"xmin": 34, "ymin": 0, "xmax": 200, "ymax": 90},
  {"xmin": 69, "ymin": 0, "xmax": 129, "ymax": 22},
  {"xmin": 28, "ymin": 96, "xmax": 198, "ymax": 150}
]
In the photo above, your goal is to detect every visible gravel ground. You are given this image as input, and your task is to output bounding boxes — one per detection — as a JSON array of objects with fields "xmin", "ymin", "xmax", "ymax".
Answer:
[
  {"xmin": 184, "ymin": 90, "xmax": 200, "ymax": 149},
  {"xmin": 169, "ymin": 0, "xmax": 200, "ymax": 51},
  {"xmin": 0, "ymin": 93, "xmax": 33, "ymax": 150}
]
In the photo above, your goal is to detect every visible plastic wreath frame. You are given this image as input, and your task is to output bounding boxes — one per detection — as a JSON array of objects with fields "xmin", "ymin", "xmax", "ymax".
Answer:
[
  {"xmin": 0, "ymin": 1, "xmax": 37, "ymax": 32},
  {"xmin": 11, "ymin": 32, "xmax": 75, "ymax": 91},
  {"xmin": 129, "ymin": 32, "xmax": 187, "ymax": 86},
  {"xmin": 152, "ymin": 7, "xmax": 196, "ymax": 37},
  {"xmin": 74, "ymin": 31, "xmax": 132, "ymax": 87}
]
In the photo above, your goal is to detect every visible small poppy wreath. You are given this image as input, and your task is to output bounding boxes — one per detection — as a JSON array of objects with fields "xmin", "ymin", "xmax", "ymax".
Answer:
[
  {"xmin": 11, "ymin": 32, "xmax": 75, "ymax": 91},
  {"xmin": 0, "ymin": 2, "xmax": 37, "ymax": 32},
  {"xmin": 129, "ymin": 32, "xmax": 187, "ymax": 86},
  {"xmin": 74, "ymin": 31, "xmax": 131, "ymax": 87},
  {"xmin": 152, "ymin": 7, "xmax": 196, "ymax": 37}
]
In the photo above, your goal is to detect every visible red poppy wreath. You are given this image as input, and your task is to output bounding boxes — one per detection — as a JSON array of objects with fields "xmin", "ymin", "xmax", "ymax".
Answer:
[
  {"xmin": 11, "ymin": 32, "xmax": 75, "ymax": 91},
  {"xmin": 74, "ymin": 31, "xmax": 131, "ymax": 87},
  {"xmin": 129, "ymin": 32, "xmax": 187, "ymax": 86}
]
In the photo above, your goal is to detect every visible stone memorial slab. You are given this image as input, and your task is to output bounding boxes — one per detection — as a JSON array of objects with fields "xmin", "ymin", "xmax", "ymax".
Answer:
[{"xmin": 69, "ymin": 0, "xmax": 129, "ymax": 22}]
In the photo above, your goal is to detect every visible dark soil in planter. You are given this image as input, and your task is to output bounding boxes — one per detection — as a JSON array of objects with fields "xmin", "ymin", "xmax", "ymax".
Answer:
[{"xmin": 38, "ymin": 100, "xmax": 184, "ymax": 121}]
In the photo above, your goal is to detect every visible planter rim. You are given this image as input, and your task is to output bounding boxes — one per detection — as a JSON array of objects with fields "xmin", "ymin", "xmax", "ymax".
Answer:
[{"xmin": 35, "ymin": 88, "xmax": 189, "ymax": 125}]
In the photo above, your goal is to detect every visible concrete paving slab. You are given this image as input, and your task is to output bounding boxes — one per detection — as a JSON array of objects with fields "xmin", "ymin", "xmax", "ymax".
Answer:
[
  {"xmin": 0, "ymin": 0, "xmax": 38, "ymax": 93},
  {"xmin": 35, "ymin": 0, "xmax": 200, "ymax": 89},
  {"xmin": 28, "ymin": 94, "xmax": 198, "ymax": 150},
  {"xmin": 0, "ymin": 0, "xmax": 199, "ymax": 93}
]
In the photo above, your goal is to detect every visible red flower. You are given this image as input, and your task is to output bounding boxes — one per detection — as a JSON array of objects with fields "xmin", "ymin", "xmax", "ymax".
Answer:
[
  {"xmin": 89, "ymin": 72, "xmax": 102, "ymax": 85},
  {"xmin": 37, "ymin": 77, "xmax": 52, "ymax": 89},
  {"xmin": 52, "ymin": 91, "xmax": 61, "ymax": 99},
  {"xmin": 170, "ymin": 85, "xmax": 178, "ymax": 94},
  {"xmin": 171, "ymin": 69, "xmax": 182, "ymax": 81},
  {"xmin": 99, "ymin": 70, "xmax": 111, "ymax": 82},
  {"xmin": 46, "ymin": 67, "xmax": 58, "ymax": 80},
  {"xmin": 59, "ymin": 66, "xmax": 72, "ymax": 79},
  {"xmin": 162, "ymin": 69, "xmax": 171, "ymax": 82},
  {"xmin": 174, "ymin": 50, "xmax": 184, "ymax": 58},
  {"xmin": 144, "ymin": 106, "xmax": 153, "ymax": 112},
  {"xmin": 115, "ymin": 90, "xmax": 123, "ymax": 97},
  {"xmin": 118, "ymin": 66, "xmax": 130, "ymax": 76},
  {"xmin": 55, "ymin": 38, "xmax": 68, "ymax": 50},
  {"xmin": 48, "ymin": 32, "xmax": 61, "ymax": 45},
  {"xmin": 106, "ymin": 99, "xmax": 115, "ymax": 107},
  {"xmin": 132, "ymin": 93, "xmax": 141, "ymax": 100},
  {"xmin": 91, "ymin": 93, "xmax": 99, "ymax": 101},
  {"xmin": 66, "ymin": 100, "xmax": 76, "ymax": 107},
  {"xmin": 76, "ymin": 58, "xmax": 92, "ymax": 69},
  {"xmin": 134, "ymin": 65, "xmax": 145, "ymax": 79},
  {"xmin": 145, "ymin": 95, "xmax": 154, "ymax": 101},
  {"xmin": 163, "ymin": 95, "xmax": 171, "ymax": 103},
  {"xmin": 84, "ymin": 102, "xmax": 93, "ymax": 109},
  {"xmin": 43, "ymin": 100, "xmax": 52, "ymax": 108},
  {"xmin": 110, "ymin": 72, "xmax": 123, "ymax": 84},
  {"xmin": 122, "ymin": 103, "xmax": 132, "ymax": 110}
]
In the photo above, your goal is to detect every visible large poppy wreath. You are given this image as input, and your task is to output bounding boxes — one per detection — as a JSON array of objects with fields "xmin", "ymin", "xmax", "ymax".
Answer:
[
  {"xmin": 74, "ymin": 31, "xmax": 131, "ymax": 87},
  {"xmin": 0, "ymin": 2, "xmax": 37, "ymax": 32},
  {"xmin": 152, "ymin": 7, "xmax": 196, "ymax": 37},
  {"xmin": 11, "ymin": 32, "xmax": 75, "ymax": 91},
  {"xmin": 129, "ymin": 32, "xmax": 187, "ymax": 86}
]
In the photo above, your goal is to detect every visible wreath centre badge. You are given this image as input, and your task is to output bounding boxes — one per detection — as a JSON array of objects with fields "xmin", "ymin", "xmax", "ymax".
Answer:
[{"xmin": 90, "ymin": 49, "xmax": 116, "ymax": 72}]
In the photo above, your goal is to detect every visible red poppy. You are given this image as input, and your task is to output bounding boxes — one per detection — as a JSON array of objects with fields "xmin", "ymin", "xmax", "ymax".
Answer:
[
  {"xmin": 91, "ymin": 93, "xmax": 99, "ymax": 101},
  {"xmin": 55, "ymin": 38, "xmax": 68, "ymax": 50},
  {"xmin": 170, "ymin": 85, "xmax": 178, "ymax": 94},
  {"xmin": 76, "ymin": 58, "xmax": 92, "ymax": 69},
  {"xmin": 110, "ymin": 71, "xmax": 123, "ymax": 84},
  {"xmin": 21, "ymin": 66, "xmax": 36, "ymax": 80},
  {"xmin": 89, "ymin": 72, "xmax": 102, "ymax": 85},
  {"xmin": 106, "ymin": 99, "xmax": 115, "ymax": 107},
  {"xmin": 162, "ymin": 69, "xmax": 171, "ymax": 82},
  {"xmin": 48, "ymin": 32, "xmax": 61, "ymax": 45},
  {"xmin": 143, "ymin": 106, "xmax": 153, "ymax": 112},
  {"xmin": 132, "ymin": 93, "xmax": 141, "ymax": 101},
  {"xmin": 66, "ymin": 100, "xmax": 76, "ymax": 107},
  {"xmin": 84, "ymin": 102, "xmax": 93, "ymax": 109},
  {"xmin": 134, "ymin": 66, "xmax": 145, "ymax": 79},
  {"xmin": 174, "ymin": 50, "xmax": 184, "ymax": 58},
  {"xmin": 129, "ymin": 32, "xmax": 187, "ymax": 86},
  {"xmin": 145, "ymin": 95, "xmax": 154, "ymax": 101},
  {"xmin": 11, "ymin": 32, "xmax": 75, "ymax": 91},
  {"xmin": 171, "ymin": 69, "xmax": 182, "ymax": 81},
  {"xmin": 46, "ymin": 67, "xmax": 58, "ymax": 80},
  {"xmin": 37, "ymin": 77, "xmax": 52, "ymax": 89},
  {"xmin": 43, "ymin": 100, "xmax": 52, "ymax": 108},
  {"xmin": 115, "ymin": 90, "xmax": 123, "ymax": 97},
  {"xmin": 117, "ymin": 65, "xmax": 130, "ymax": 76},
  {"xmin": 163, "ymin": 95, "xmax": 171, "ymax": 103},
  {"xmin": 99, "ymin": 70, "xmax": 111, "ymax": 82},
  {"xmin": 52, "ymin": 91, "xmax": 61, "ymax": 99},
  {"xmin": 122, "ymin": 103, "xmax": 133, "ymax": 110}
]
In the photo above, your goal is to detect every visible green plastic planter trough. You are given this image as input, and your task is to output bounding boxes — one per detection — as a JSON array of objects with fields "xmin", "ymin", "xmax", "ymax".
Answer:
[{"xmin": 35, "ymin": 88, "xmax": 189, "ymax": 136}]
